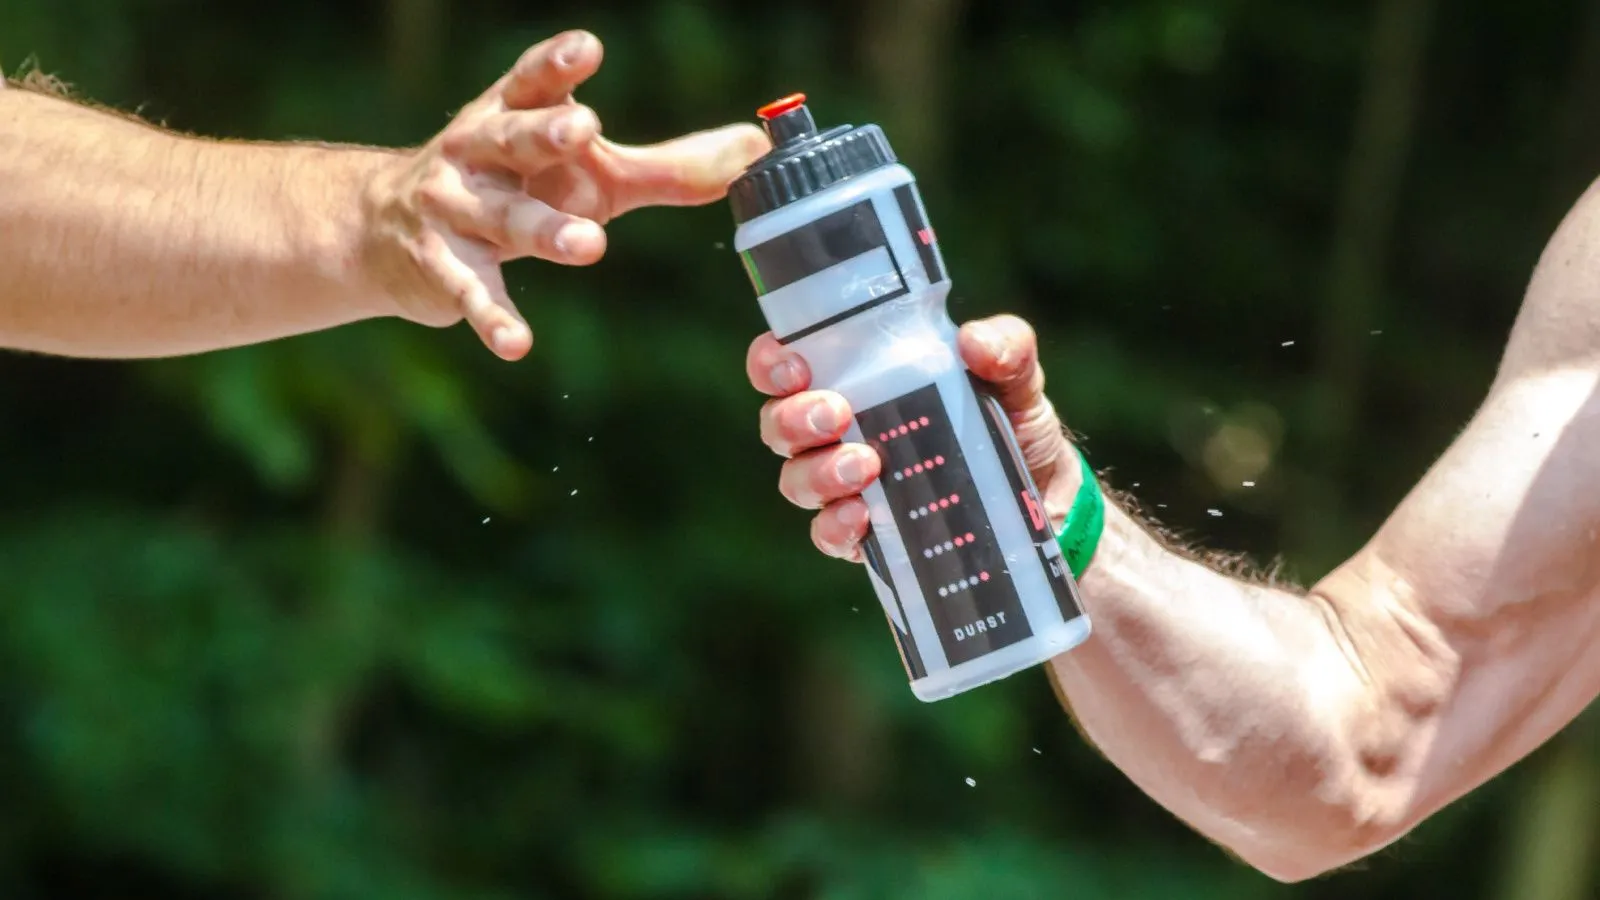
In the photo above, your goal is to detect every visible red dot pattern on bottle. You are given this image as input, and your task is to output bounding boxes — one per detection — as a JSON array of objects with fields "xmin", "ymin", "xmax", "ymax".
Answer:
[{"xmin": 877, "ymin": 415, "xmax": 933, "ymax": 443}]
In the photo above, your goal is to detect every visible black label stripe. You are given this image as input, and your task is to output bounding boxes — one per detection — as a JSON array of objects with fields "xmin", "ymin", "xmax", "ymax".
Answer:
[
  {"xmin": 862, "ymin": 531, "xmax": 928, "ymax": 680},
  {"xmin": 773, "ymin": 281, "xmax": 909, "ymax": 344},
  {"xmin": 744, "ymin": 200, "xmax": 891, "ymax": 296},
  {"xmin": 894, "ymin": 184, "xmax": 947, "ymax": 284},
  {"xmin": 972, "ymin": 377, "xmax": 1085, "ymax": 622},
  {"xmin": 858, "ymin": 384, "xmax": 1033, "ymax": 665}
]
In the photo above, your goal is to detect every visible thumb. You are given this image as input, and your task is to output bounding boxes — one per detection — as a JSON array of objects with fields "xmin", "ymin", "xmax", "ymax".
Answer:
[
  {"xmin": 594, "ymin": 123, "xmax": 771, "ymax": 216},
  {"xmin": 958, "ymin": 315, "xmax": 1074, "ymax": 482}
]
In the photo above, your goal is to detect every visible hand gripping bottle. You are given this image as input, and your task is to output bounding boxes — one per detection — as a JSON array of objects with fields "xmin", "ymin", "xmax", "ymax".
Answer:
[{"xmin": 728, "ymin": 94, "xmax": 1093, "ymax": 701}]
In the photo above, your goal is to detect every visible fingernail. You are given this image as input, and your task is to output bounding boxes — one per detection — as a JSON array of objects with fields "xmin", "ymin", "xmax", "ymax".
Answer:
[
  {"xmin": 969, "ymin": 322, "xmax": 1011, "ymax": 367},
  {"xmin": 770, "ymin": 360, "xmax": 803, "ymax": 394},
  {"xmin": 835, "ymin": 449, "xmax": 869, "ymax": 487},
  {"xmin": 807, "ymin": 399, "xmax": 841, "ymax": 434},
  {"xmin": 555, "ymin": 32, "xmax": 588, "ymax": 67},
  {"xmin": 553, "ymin": 225, "xmax": 572, "ymax": 256},
  {"xmin": 491, "ymin": 326, "xmax": 515, "ymax": 354},
  {"xmin": 551, "ymin": 113, "xmax": 573, "ymax": 146}
]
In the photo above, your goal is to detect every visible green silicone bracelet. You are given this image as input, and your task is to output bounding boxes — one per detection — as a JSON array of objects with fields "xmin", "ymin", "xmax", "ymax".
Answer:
[{"xmin": 1055, "ymin": 449, "xmax": 1105, "ymax": 580}]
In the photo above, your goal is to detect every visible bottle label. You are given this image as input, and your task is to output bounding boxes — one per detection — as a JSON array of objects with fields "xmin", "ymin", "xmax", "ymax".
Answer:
[
  {"xmin": 857, "ymin": 383, "xmax": 1033, "ymax": 666},
  {"xmin": 739, "ymin": 199, "xmax": 911, "ymax": 344},
  {"xmin": 892, "ymin": 184, "xmax": 948, "ymax": 285},
  {"xmin": 971, "ymin": 377, "xmax": 1086, "ymax": 622}
]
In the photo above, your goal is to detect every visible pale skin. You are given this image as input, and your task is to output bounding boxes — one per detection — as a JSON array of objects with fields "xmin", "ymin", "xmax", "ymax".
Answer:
[
  {"xmin": 749, "ymin": 173, "xmax": 1600, "ymax": 882},
  {"xmin": 10, "ymin": 21, "xmax": 1598, "ymax": 887},
  {"xmin": 0, "ymin": 30, "xmax": 769, "ymax": 360}
]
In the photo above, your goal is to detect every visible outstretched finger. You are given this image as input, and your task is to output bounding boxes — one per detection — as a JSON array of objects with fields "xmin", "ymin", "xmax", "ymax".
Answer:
[
  {"xmin": 421, "ymin": 233, "xmax": 532, "ymax": 360},
  {"xmin": 421, "ymin": 176, "xmax": 607, "ymax": 266},
  {"xmin": 595, "ymin": 124, "xmax": 771, "ymax": 215},
  {"xmin": 445, "ymin": 105, "xmax": 599, "ymax": 178},
  {"xmin": 500, "ymin": 30, "xmax": 604, "ymax": 110}
]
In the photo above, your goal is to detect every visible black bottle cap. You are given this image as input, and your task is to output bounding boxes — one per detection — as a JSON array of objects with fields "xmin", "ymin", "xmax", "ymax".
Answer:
[{"xmin": 728, "ymin": 93, "xmax": 897, "ymax": 225}]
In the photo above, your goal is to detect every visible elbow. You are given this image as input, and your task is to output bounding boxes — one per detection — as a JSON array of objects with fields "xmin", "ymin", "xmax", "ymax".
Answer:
[{"xmin": 1209, "ymin": 759, "xmax": 1421, "ymax": 883}]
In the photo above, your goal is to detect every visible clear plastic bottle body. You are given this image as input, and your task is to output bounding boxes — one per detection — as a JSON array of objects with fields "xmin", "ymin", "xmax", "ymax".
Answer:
[{"xmin": 735, "ymin": 164, "xmax": 1092, "ymax": 702}]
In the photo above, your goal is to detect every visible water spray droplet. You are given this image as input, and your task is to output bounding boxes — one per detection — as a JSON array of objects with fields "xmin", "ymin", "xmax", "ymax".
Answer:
[
  {"xmin": 964, "ymin": 777, "xmax": 977, "ymax": 787},
  {"xmin": 1031, "ymin": 747, "xmax": 1042, "ymax": 755},
  {"xmin": 1242, "ymin": 481, "xmax": 1255, "ymax": 487},
  {"xmin": 570, "ymin": 489, "xmax": 579, "ymax": 496},
  {"xmin": 1207, "ymin": 508, "xmax": 1223, "ymax": 517},
  {"xmin": 1281, "ymin": 340, "xmax": 1295, "ymax": 347},
  {"xmin": 482, "ymin": 517, "xmax": 491, "ymax": 524}
]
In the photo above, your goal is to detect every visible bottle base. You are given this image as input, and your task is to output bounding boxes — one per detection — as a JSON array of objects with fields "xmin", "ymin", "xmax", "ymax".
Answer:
[{"xmin": 909, "ymin": 615, "xmax": 1092, "ymax": 703}]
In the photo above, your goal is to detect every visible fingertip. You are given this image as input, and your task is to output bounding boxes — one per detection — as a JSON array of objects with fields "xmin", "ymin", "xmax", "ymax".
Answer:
[
  {"xmin": 717, "ymin": 122, "xmax": 774, "ymax": 169},
  {"xmin": 553, "ymin": 218, "xmax": 607, "ymax": 265},
  {"xmin": 491, "ymin": 323, "xmax": 533, "ymax": 360},
  {"xmin": 959, "ymin": 316, "xmax": 1033, "ymax": 381},
  {"xmin": 747, "ymin": 332, "xmax": 811, "ymax": 396},
  {"xmin": 554, "ymin": 104, "xmax": 601, "ymax": 151},
  {"xmin": 814, "ymin": 497, "xmax": 871, "ymax": 560}
]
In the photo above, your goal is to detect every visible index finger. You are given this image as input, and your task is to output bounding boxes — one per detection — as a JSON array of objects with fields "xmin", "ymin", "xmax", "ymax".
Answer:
[
  {"xmin": 595, "ymin": 124, "xmax": 772, "ymax": 215},
  {"xmin": 746, "ymin": 332, "xmax": 811, "ymax": 396},
  {"xmin": 501, "ymin": 30, "xmax": 604, "ymax": 110}
]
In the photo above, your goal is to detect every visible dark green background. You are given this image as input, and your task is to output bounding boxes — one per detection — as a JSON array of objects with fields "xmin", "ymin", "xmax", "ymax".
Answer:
[{"xmin": 2, "ymin": 0, "xmax": 1597, "ymax": 897}]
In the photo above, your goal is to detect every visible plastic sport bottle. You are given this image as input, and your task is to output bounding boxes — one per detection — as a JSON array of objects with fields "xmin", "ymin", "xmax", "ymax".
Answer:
[{"xmin": 727, "ymin": 93, "xmax": 1093, "ymax": 702}]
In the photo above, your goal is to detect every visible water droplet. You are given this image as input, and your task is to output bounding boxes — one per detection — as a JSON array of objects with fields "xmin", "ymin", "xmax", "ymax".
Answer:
[
  {"xmin": 1242, "ymin": 480, "xmax": 1255, "ymax": 487},
  {"xmin": 553, "ymin": 466, "xmax": 560, "ymax": 472},
  {"xmin": 713, "ymin": 241, "xmax": 727, "ymax": 250},
  {"xmin": 562, "ymin": 393, "xmax": 569, "ymax": 399},
  {"xmin": 851, "ymin": 606, "xmax": 859, "ymax": 612},
  {"xmin": 1370, "ymin": 329, "xmax": 1383, "ymax": 335},
  {"xmin": 1031, "ymin": 747, "xmax": 1042, "ymax": 755},
  {"xmin": 481, "ymin": 517, "xmax": 491, "ymax": 524},
  {"xmin": 1281, "ymin": 340, "xmax": 1295, "ymax": 347},
  {"xmin": 1131, "ymin": 482, "xmax": 1140, "ymax": 488},
  {"xmin": 570, "ymin": 489, "xmax": 579, "ymax": 496},
  {"xmin": 587, "ymin": 436, "xmax": 594, "ymax": 443},
  {"xmin": 1207, "ymin": 508, "xmax": 1223, "ymax": 517},
  {"xmin": 964, "ymin": 777, "xmax": 977, "ymax": 787},
  {"xmin": 1157, "ymin": 503, "xmax": 1168, "ymax": 509}
]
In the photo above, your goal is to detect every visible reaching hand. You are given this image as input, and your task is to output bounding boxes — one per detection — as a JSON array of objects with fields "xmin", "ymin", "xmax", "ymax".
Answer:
[
  {"xmin": 746, "ymin": 314, "xmax": 1083, "ymax": 561},
  {"xmin": 365, "ymin": 29, "xmax": 771, "ymax": 360}
]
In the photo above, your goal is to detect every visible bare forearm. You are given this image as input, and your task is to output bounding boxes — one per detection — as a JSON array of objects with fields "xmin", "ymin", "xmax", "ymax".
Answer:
[
  {"xmin": 1045, "ymin": 497, "xmax": 1437, "ymax": 882},
  {"xmin": 0, "ymin": 88, "xmax": 401, "ymax": 357}
]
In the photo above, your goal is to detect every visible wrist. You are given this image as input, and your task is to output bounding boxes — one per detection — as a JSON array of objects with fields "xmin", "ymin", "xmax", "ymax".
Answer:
[
  {"xmin": 295, "ymin": 143, "xmax": 412, "ymax": 322},
  {"xmin": 1043, "ymin": 447, "xmax": 1143, "ymax": 590}
]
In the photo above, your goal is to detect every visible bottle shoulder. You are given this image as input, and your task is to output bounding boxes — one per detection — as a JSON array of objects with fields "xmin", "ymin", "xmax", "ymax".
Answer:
[{"xmin": 733, "ymin": 164, "xmax": 916, "ymax": 249}]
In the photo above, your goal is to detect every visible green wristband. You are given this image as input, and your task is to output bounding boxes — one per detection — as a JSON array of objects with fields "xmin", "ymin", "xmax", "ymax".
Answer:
[{"xmin": 1055, "ymin": 449, "xmax": 1105, "ymax": 580}]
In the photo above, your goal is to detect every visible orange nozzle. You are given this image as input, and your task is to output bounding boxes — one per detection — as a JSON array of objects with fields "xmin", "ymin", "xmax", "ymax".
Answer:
[{"xmin": 757, "ymin": 93, "xmax": 807, "ymax": 120}]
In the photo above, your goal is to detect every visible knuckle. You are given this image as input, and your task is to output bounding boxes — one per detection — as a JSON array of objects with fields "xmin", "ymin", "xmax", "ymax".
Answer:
[
  {"xmin": 492, "ymin": 124, "xmax": 516, "ymax": 159},
  {"xmin": 415, "ymin": 176, "xmax": 452, "ymax": 213}
]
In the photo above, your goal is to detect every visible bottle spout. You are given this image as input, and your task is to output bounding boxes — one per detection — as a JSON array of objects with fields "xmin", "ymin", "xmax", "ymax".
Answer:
[{"xmin": 757, "ymin": 92, "xmax": 817, "ymax": 146}]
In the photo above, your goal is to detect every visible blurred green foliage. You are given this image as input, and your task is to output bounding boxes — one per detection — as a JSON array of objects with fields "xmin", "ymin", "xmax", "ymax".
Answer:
[{"xmin": 3, "ymin": 0, "xmax": 1599, "ymax": 898}]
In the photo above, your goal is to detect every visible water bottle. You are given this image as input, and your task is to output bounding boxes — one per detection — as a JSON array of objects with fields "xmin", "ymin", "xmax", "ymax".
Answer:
[{"xmin": 728, "ymin": 93, "xmax": 1093, "ymax": 702}]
